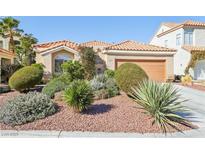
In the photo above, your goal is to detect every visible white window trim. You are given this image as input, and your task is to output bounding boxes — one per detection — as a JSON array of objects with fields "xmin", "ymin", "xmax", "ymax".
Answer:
[{"xmin": 176, "ymin": 34, "xmax": 181, "ymax": 46}]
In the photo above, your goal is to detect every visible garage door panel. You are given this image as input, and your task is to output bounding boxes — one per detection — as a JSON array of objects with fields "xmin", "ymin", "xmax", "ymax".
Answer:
[{"xmin": 115, "ymin": 59, "xmax": 166, "ymax": 82}]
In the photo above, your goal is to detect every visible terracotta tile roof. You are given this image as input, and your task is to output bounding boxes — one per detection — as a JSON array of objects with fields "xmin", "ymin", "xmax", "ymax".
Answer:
[
  {"xmin": 182, "ymin": 45, "xmax": 205, "ymax": 52},
  {"xmin": 162, "ymin": 22, "xmax": 180, "ymax": 28},
  {"xmin": 34, "ymin": 40, "xmax": 80, "ymax": 53},
  {"xmin": 0, "ymin": 48, "xmax": 15, "ymax": 56},
  {"xmin": 80, "ymin": 40, "xmax": 113, "ymax": 47},
  {"xmin": 105, "ymin": 40, "xmax": 176, "ymax": 52},
  {"xmin": 183, "ymin": 20, "xmax": 205, "ymax": 27},
  {"xmin": 158, "ymin": 20, "xmax": 205, "ymax": 37}
]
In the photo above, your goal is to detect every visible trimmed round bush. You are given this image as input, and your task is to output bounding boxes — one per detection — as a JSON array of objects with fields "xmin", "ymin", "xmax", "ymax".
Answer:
[
  {"xmin": 63, "ymin": 80, "xmax": 94, "ymax": 112},
  {"xmin": 115, "ymin": 63, "xmax": 148, "ymax": 93},
  {"xmin": 42, "ymin": 74, "xmax": 71, "ymax": 98},
  {"xmin": 9, "ymin": 66, "xmax": 43, "ymax": 92},
  {"xmin": 0, "ymin": 92, "xmax": 57, "ymax": 126}
]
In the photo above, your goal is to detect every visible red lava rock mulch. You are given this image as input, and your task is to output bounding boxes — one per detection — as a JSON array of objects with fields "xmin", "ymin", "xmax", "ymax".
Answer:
[
  {"xmin": 0, "ymin": 91, "xmax": 20, "ymax": 106},
  {"xmin": 0, "ymin": 92, "xmax": 195, "ymax": 133}
]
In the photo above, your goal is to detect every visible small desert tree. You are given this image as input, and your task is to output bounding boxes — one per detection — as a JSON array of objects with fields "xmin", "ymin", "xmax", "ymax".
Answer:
[
  {"xmin": 80, "ymin": 47, "xmax": 96, "ymax": 80},
  {"xmin": 15, "ymin": 34, "xmax": 38, "ymax": 66}
]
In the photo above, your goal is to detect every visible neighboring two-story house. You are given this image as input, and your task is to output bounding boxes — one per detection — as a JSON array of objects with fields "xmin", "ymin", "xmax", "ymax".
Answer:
[
  {"xmin": 150, "ymin": 20, "xmax": 205, "ymax": 80},
  {"xmin": 0, "ymin": 36, "xmax": 18, "ymax": 83}
]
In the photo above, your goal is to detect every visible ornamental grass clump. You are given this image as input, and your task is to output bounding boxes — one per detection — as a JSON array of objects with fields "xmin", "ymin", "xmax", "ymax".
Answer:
[
  {"xmin": 129, "ymin": 80, "xmax": 192, "ymax": 134},
  {"xmin": 63, "ymin": 80, "xmax": 94, "ymax": 112},
  {"xmin": 0, "ymin": 92, "xmax": 57, "ymax": 126}
]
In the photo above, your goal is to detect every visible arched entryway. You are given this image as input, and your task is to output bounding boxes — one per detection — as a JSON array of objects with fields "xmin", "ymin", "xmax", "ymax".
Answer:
[
  {"xmin": 53, "ymin": 53, "xmax": 72, "ymax": 73},
  {"xmin": 194, "ymin": 60, "xmax": 205, "ymax": 80}
]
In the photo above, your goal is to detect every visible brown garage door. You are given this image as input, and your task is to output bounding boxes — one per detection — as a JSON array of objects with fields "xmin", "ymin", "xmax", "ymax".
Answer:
[{"xmin": 115, "ymin": 59, "xmax": 166, "ymax": 82}]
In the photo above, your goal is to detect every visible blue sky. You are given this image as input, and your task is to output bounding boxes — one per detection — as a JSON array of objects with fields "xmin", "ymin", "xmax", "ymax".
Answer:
[{"xmin": 12, "ymin": 16, "xmax": 205, "ymax": 44}]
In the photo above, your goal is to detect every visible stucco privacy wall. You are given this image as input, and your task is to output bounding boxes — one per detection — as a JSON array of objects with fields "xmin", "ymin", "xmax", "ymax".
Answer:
[{"xmin": 104, "ymin": 52, "xmax": 174, "ymax": 80}]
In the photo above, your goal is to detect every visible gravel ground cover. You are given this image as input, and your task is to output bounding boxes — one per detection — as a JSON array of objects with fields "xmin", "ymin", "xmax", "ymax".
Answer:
[{"xmin": 0, "ymin": 91, "xmax": 195, "ymax": 133}]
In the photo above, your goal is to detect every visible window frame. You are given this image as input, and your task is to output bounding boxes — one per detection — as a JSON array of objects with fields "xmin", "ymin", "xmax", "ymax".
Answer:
[
  {"xmin": 54, "ymin": 54, "xmax": 71, "ymax": 73},
  {"xmin": 184, "ymin": 29, "xmax": 193, "ymax": 45},
  {"xmin": 176, "ymin": 33, "xmax": 181, "ymax": 46},
  {"xmin": 0, "ymin": 40, "xmax": 3, "ymax": 48},
  {"xmin": 164, "ymin": 40, "xmax": 168, "ymax": 47}
]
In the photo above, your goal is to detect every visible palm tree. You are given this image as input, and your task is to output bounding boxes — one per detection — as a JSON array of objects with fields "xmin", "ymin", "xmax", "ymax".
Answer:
[{"xmin": 0, "ymin": 17, "xmax": 23, "ymax": 52}]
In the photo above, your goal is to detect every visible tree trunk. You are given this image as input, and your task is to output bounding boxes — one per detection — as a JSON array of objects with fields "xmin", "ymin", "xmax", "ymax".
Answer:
[{"xmin": 9, "ymin": 31, "xmax": 15, "ymax": 52}]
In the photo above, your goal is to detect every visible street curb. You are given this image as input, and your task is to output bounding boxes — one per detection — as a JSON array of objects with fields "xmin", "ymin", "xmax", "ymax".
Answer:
[{"xmin": 0, "ymin": 128, "xmax": 204, "ymax": 138}]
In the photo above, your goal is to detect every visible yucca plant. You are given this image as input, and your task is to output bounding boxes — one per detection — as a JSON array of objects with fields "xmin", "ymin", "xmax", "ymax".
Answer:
[
  {"xmin": 129, "ymin": 80, "xmax": 192, "ymax": 134},
  {"xmin": 63, "ymin": 80, "xmax": 94, "ymax": 112}
]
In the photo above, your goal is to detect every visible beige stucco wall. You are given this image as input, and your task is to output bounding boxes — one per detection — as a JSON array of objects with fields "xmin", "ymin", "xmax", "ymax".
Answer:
[
  {"xmin": 36, "ymin": 49, "xmax": 77, "ymax": 74},
  {"xmin": 0, "ymin": 52, "xmax": 15, "ymax": 64},
  {"xmin": 104, "ymin": 52, "xmax": 174, "ymax": 80}
]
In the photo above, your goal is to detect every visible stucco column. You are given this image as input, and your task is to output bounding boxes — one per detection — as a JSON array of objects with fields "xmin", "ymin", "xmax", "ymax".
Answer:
[{"xmin": 74, "ymin": 53, "xmax": 81, "ymax": 60}]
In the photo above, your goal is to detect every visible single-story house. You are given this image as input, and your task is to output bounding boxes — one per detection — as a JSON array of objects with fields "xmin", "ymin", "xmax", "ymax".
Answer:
[{"xmin": 34, "ymin": 40, "xmax": 176, "ymax": 82}]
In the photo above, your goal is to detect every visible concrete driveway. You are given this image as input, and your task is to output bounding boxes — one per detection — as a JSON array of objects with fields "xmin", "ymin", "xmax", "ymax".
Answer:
[{"xmin": 174, "ymin": 84, "xmax": 205, "ymax": 128}]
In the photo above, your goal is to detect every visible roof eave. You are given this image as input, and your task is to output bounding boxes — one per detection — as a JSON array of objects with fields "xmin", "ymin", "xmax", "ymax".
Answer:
[{"xmin": 103, "ymin": 50, "xmax": 176, "ymax": 55}]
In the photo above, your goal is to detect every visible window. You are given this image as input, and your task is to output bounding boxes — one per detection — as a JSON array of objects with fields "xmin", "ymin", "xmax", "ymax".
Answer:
[
  {"xmin": 164, "ymin": 40, "xmax": 168, "ymax": 47},
  {"xmin": 184, "ymin": 29, "xmax": 193, "ymax": 45},
  {"xmin": 54, "ymin": 54, "xmax": 71, "ymax": 73},
  {"xmin": 14, "ymin": 40, "xmax": 20, "ymax": 45},
  {"xmin": 176, "ymin": 34, "xmax": 181, "ymax": 46},
  {"xmin": 0, "ymin": 41, "xmax": 3, "ymax": 48}
]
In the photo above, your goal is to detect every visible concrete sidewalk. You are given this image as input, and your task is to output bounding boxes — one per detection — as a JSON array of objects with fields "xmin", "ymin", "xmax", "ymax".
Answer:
[{"xmin": 0, "ymin": 128, "xmax": 205, "ymax": 138}]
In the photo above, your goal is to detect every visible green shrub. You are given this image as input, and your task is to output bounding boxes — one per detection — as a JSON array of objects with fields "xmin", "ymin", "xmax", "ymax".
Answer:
[
  {"xmin": 90, "ymin": 74, "xmax": 107, "ymax": 91},
  {"xmin": 80, "ymin": 47, "xmax": 96, "ymax": 80},
  {"xmin": 9, "ymin": 66, "xmax": 43, "ymax": 92},
  {"xmin": 90, "ymin": 74, "xmax": 119, "ymax": 99},
  {"xmin": 115, "ymin": 63, "xmax": 148, "ymax": 93},
  {"xmin": 105, "ymin": 78, "xmax": 119, "ymax": 97},
  {"xmin": 0, "ymin": 92, "xmax": 57, "ymax": 126},
  {"xmin": 93, "ymin": 89, "xmax": 109, "ymax": 100},
  {"xmin": 61, "ymin": 60, "xmax": 85, "ymax": 81},
  {"xmin": 104, "ymin": 69, "xmax": 115, "ymax": 78},
  {"xmin": 31, "ymin": 63, "xmax": 45, "ymax": 70},
  {"xmin": 129, "ymin": 80, "xmax": 192, "ymax": 134},
  {"xmin": 63, "ymin": 80, "xmax": 94, "ymax": 112},
  {"xmin": 42, "ymin": 74, "xmax": 71, "ymax": 98},
  {"xmin": 1, "ymin": 63, "xmax": 22, "ymax": 83}
]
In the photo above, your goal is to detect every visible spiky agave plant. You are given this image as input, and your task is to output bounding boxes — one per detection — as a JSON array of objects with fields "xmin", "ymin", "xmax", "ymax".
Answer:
[
  {"xmin": 129, "ymin": 80, "xmax": 192, "ymax": 134},
  {"xmin": 63, "ymin": 80, "xmax": 94, "ymax": 112}
]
